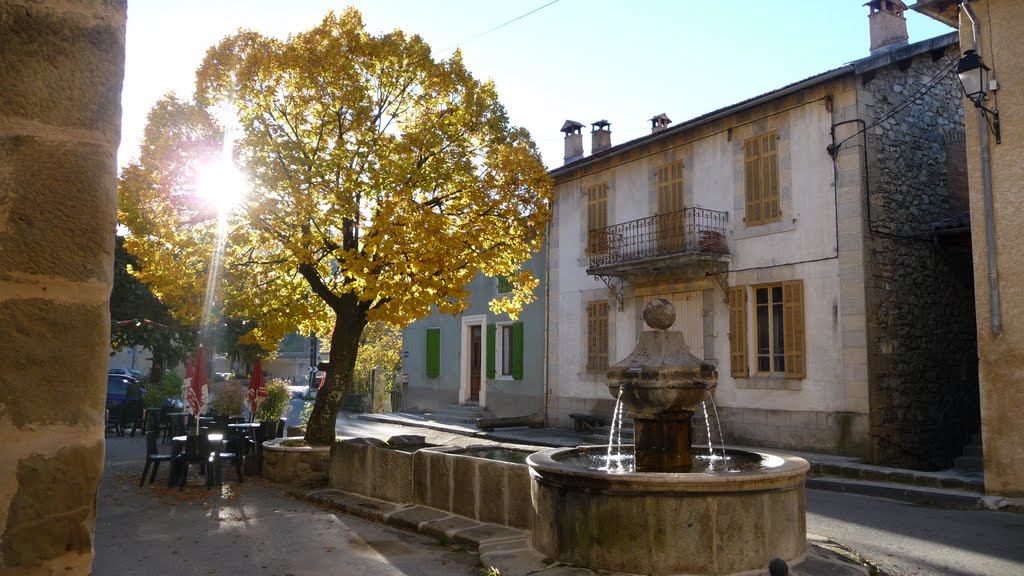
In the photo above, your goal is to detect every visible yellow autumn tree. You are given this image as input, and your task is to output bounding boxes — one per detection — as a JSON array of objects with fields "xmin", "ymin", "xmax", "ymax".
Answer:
[{"xmin": 117, "ymin": 9, "xmax": 552, "ymax": 445}]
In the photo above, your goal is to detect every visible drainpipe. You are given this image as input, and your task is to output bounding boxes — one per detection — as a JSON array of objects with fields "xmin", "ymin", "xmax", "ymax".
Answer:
[{"xmin": 962, "ymin": 0, "xmax": 1001, "ymax": 336}]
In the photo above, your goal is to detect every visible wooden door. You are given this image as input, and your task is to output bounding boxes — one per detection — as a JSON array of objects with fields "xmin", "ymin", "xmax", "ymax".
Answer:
[{"xmin": 469, "ymin": 325, "xmax": 482, "ymax": 402}]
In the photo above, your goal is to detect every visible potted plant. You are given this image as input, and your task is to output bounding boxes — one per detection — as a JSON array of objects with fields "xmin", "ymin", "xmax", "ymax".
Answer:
[{"xmin": 209, "ymin": 380, "xmax": 246, "ymax": 418}]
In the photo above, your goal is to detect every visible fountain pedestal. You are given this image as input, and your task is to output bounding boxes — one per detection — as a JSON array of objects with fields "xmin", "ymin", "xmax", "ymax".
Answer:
[{"xmin": 527, "ymin": 299, "xmax": 809, "ymax": 575}]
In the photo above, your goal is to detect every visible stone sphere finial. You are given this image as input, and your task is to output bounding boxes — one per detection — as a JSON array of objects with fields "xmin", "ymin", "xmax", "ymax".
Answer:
[{"xmin": 643, "ymin": 298, "xmax": 675, "ymax": 330}]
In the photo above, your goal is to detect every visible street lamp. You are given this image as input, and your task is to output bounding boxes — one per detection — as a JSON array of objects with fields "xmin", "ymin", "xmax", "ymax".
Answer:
[{"xmin": 957, "ymin": 49, "xmax": 1001, "ymax": 144}]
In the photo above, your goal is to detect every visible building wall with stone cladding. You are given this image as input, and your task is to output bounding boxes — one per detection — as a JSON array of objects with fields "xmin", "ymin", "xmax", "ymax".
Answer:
[
  {"xmin": 859, "ymin": 42, "xmax": 980, "ymax": 469},
  {"xmin": 0, "ymin": 0, "xmax": 126, "ymax": 572}
]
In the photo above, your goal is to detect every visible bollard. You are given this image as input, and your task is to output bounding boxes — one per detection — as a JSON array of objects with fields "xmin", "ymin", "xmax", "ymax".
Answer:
[{"xmin": 768, "ymin": 557, "xmax": 789, "ymax": 576}]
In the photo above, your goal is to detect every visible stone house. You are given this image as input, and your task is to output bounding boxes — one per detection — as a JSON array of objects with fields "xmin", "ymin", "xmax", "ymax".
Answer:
[
  {"xmin": 547, "ymin": 4, "xmax": 976, "ymax": 469},
  {"xmin": 911, "ymin": 0, "xmax": 1024, "ymax": 496},
  {"xmin": 400, "ymin": 249, "xmax": 546, "ymax": 420}
]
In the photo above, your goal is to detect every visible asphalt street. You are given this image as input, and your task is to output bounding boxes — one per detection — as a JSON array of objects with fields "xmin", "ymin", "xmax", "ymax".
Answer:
[{"xmin": 807, "ymin": 486, "xmax": 1024, "ymax": 576}]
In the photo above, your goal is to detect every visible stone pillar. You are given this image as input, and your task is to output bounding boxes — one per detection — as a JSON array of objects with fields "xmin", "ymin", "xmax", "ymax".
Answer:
[{"xmin": 0, "ymin": 0, "xmax": 126, "ymax": 572}]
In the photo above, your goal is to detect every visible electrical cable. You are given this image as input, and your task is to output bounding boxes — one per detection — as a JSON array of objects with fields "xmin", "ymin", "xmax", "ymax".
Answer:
[{"xmin": 431, "ymin": 0, "xmax": 562, "ymax": 58}]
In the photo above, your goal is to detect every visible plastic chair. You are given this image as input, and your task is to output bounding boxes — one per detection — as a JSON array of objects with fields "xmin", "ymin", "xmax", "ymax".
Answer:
[
  {"xmin": 105, "ymin": 404, "xmax": 124, "ymax": 436},
  {"xmin": 174, "ymin": 435, "xmax": 214, "ymax": 489},
  {"xmin": 139, "ymin": 431, "xmax": 173, "ymax": 486}
]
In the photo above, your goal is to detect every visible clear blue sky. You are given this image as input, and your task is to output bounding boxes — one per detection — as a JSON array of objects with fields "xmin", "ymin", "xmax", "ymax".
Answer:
[{"xmin": 120, "ymin": 0, "xmax": 955, "ymax": 170}]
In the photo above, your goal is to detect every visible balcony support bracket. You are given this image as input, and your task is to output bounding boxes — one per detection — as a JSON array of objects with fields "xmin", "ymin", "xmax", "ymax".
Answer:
[
  {"xmin": 705, "ymin": 260, "xmax": 730, "ymax": 303},
  {"xmin": 595, "ymin": 275, "xmax": 625, "ymax": 311}
]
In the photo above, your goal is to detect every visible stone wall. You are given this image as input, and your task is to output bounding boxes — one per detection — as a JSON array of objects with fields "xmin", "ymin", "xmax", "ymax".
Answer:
[
  {"xmin": 0, "ymin": 1, "xmax": 126, "ymax": 573},
  {"xmin": 860, "ymin": 44, "xmax": 980, "ymax": 469}
]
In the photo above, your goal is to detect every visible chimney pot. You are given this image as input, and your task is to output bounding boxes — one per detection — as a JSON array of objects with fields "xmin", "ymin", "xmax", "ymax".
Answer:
[
  {"xmin": 591, "ymin": 120, "xmax": 612, "ymax": 154},
  {"xmin": 650, "ymin": 113, "xmax": 672, "ymax": 134},
  {"xmin": 561, "ymin": 120, "xmax": 585, "ymax": 165},
  {"xmin": 866, "ymin": 0, "xmax": 909, "ymax": 53}
]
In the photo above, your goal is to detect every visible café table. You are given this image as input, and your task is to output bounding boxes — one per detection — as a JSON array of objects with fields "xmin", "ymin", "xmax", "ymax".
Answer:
[{"xmin": 169, "ymin": 433, "xmax": 224, "ymax": 488}]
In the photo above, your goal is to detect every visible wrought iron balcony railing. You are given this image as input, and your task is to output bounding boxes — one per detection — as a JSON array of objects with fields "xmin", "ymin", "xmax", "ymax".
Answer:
[{"xmin": 587, "ymin": 207, "xmax": 729, "ymax": 269}]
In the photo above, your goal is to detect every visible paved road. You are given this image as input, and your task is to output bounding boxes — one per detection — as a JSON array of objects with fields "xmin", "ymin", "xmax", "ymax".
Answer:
[{"xmin": 807, "ymin": 489, "xmax": 1024, "ymax": 576}]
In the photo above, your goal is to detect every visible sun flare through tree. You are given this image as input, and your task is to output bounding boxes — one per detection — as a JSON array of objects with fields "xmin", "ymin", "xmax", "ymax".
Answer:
[{"xmin": 117, "ymin": 8, "xmax": 552, "ymax": 445}]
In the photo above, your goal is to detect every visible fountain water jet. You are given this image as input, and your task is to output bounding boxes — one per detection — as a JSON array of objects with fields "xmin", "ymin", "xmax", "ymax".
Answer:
[{"xmin": 527, "ymin": 298, "xmax": 809, "ymax": 575}]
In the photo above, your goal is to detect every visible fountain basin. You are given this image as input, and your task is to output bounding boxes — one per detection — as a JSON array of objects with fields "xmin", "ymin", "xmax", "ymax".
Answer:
[{"xmin": 527, "ymin": 445, "xmax": 809, "ymax": 576}]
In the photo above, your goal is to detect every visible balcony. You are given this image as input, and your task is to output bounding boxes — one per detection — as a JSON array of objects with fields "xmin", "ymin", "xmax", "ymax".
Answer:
[{"xmin": 586, "ymin": 207, "xmax": 729, "ymax": 279}]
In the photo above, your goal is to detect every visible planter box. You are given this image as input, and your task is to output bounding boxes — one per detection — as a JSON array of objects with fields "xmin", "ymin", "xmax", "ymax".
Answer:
[{"xmin": 261, "ymin": 438, "xmax": 331, "ymax": 483}]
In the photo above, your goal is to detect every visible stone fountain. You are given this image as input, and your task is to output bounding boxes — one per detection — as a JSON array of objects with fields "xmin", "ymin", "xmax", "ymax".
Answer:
[{"xmin": 527, "ymin": 299, "xmax": 809, "ymax": 575}]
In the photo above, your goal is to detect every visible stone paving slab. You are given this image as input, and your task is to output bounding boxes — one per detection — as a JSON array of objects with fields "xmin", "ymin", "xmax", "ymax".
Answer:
[
  {"xmin": 385, "ymin": 504, "xmax": 452, "ymax": 531},
  {"xmin": 450, "ymin": 522, "xmax": 528, "ymax": 547},
  {"xmin": 479, "ymin": 549, "xmax": 554, "ymax": 576},
  {"xmin": 478, "ymin": 535, "xmax": 533, "ymax": 554},
  {"xmin": 419, "ymin": 514, "xmax": 483, "ymax": 539}
]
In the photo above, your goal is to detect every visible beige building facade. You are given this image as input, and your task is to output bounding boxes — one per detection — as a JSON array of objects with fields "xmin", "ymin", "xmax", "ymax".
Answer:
[
  {"xmin": 547, "ymin": 18, "xmax": 977, "ymax": 469},
  {"xmin": 913, "ymin": 0, "xmax": 1024, "ymax": 496}
]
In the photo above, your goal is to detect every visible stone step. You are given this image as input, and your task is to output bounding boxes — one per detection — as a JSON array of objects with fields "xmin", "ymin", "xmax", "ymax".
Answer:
[
  {"xmin": 953, "ymin": 455, "xmax": 985, "ymax": 473},
  {"xmin": 961, "ymin": 444, "xmax": 984, "ymax": 458},
  {"xmin": 444, "ymin": 403, "xmax": 486, "ymax": 412}
]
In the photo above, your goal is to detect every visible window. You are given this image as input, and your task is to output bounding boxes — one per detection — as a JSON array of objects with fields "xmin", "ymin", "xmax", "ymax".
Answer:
[
  {"xmin": 656, "ymin": 160, "xmax": 685, "ymax": 253},
  {"xmin": 487, "ymin": 322, "xmax": 523, "ymax": 380},
  {"xmin": 501, "ymin": 325, "xmax": 514, "ymax": 376},
  {"xmin": 425, "ymin": 327, "xmax": 440, "ymax": 378},
  {"xmin": 743, "ymin": 131, "xmax": 780, "ymax": 226},
  {"xmin": 586, "ymin": 183, "xmax": 608, "ymax": 254},
  {"xmin": 730, "ymin": 281, "xmax": 804, "ymax": 379},
  {"xmin": 586, "ymin": 300, "xmax": 609, "ymax": 372},
  {"xmin": 496, "ymin": 275, "xmax": 513, "ymax": 294}
]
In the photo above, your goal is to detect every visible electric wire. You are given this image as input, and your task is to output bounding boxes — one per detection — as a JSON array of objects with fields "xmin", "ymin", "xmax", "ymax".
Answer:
[
  {"xmin": 431, "ymin": 0, "xmax": 562, "ymax": 58},
  {"xmin": 835, "ymin": 55, "xmax": 959, "ymax": 151}
]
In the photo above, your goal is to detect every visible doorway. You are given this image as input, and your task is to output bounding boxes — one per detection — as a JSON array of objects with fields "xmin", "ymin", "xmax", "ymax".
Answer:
[
  {"xmin": 459, "ymin": 314, "xmax": 487, "ymax": 406},
  {"xmin": 469, "ymin": 325, "xmax": 481, "ymax": 402}
]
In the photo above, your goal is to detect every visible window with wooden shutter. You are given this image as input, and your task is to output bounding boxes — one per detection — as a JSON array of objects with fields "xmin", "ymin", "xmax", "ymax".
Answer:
[
  {"xmin": 782, "ymin": 280, "xmax": 805, "ymax": 379},
  {"xmin": 728, "ymin": 287, "xmax": 748, "ymax": 377},
  {"xmin": 743, "ymin": 131, "xmax": 780, "ymax": 226},
  {"xmin": 586, "ymin": 300, "xmax": 609, "ymax": 372},
  {"xmin": 586, "ymin": 183, "xmax": 609, "ymax": 254},
  {"xmin": 486, "ymin": 324, "xmax": 496, "ymax": 379},
  {"xmin": 656, "ymin": 160, "xmax": 685, "ymax": 254},
  {"xmin": 512, "ymin": 321, "xmax": 524, "ymax": 380},
  {"xmin": 425, "ymin": 328, "xmax": 440, "ymax": 378},
  {"xmin": 752, "ymin": 280, "xmax": 804, "ymax": 379}
]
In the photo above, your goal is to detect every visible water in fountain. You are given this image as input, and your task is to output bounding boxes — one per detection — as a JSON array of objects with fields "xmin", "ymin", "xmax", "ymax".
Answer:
[
  {"xmin": 700, "ymin": 400, "xmax": 718, "ymax": 471},
  {"xmin": 708, "ymin": 395, "xmax": 728, "ymax": 461},
  {"xmin": 606, "ymin": 387, "xmax": 625, "ymax": 471}
]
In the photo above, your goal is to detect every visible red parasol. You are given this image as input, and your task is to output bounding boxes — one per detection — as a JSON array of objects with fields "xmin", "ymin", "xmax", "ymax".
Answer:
[
  {"xmin": 180, "ymin": 354, "xmax": 194, "ymax": 407},
  {"xmin": 247, "ymin": 356, "xmax": 267, "ymax": 420},
  {"xmin": 186, "ymin": 346, "xmax": 209, "ymax": 429}
]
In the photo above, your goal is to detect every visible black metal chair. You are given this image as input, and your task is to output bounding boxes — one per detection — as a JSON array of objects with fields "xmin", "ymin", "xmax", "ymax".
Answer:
[
  {"xmin": 139, "ymin": 431, "xmax": 173, "ymax": 486},
  {"xmin": 105, "ymin": 404, "xmax": 124, "ymax": 436},
  {"xmin": 174, "ymin": 434, "xmax": 213, "ymax": 489}
]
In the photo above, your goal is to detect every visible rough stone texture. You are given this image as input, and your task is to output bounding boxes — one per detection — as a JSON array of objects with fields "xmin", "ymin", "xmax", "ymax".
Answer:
[
  {"xmin": 3, "ymin": 444, "xmax": 103, "ymax": 569},
  {"xmin": 0, "ymin": 2, "xmax": 126, "ymax": 134},
  {"xmin": 859, "ymin": 44, "xmax": 980, "ymax": 469},
  {"xmin": 642, "ymin": 297, "xmax": 675, "ymax": 329},
  {"xmin": 0, "ymin": 0, "xmax": 126, "ymax": 572},
  {"xmin": 0, "ymin": 136, "xmax": 117, "ymax": 282},
  {"xmin": 261, "ymin": 443, "xmax": 330, "ymax": 483},
  {"xmin": 0, "ymin": 301, "xmax": 110, "ymax": 427}
]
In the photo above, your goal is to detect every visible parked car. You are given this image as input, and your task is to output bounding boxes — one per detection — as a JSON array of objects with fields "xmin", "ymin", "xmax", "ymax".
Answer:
[
  {"xmin": 106, "ymin": 374, "xmax": 142, "ymax": 410},
  {"xmin": 108, "ymin": 367, "xmax": 146, "ymax": 380}
]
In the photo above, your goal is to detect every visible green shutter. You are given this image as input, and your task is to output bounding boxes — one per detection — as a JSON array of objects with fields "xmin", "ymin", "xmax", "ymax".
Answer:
[
  {"xmin": 425, "ymin": 328, "xmax": 440, "ymax": 378},
  {"xmin": 512, "ymin": 321, "xmax": 524, "ymax": 380},
  {"xmin": 486, "ymin": 324, "xmax": 496, "ymax": 379}
]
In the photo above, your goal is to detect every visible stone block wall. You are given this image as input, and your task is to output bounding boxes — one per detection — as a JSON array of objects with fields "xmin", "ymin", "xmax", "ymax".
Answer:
[
  {"xmin": 0, "ymin": 0, "xmax": 125, "ymax": 573},
  {"xmin": 860, "ymin": 44, "xmax": 980, "ymax": 469}
]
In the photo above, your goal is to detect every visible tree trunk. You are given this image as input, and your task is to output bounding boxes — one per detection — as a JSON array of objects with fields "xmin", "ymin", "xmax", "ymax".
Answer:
[
  {"xmin": 303, "ymin": 296, "xmax": 368, "ymax": 446},
  {"xmin": 149, "ymin": 355, "xmax": 166, "ymax": 388}
]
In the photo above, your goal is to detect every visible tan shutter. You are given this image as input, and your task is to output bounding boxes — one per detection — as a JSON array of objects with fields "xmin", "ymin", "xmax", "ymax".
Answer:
[
  {"xmin": 587, "ymin": 184, "xmax": 608, "ymax": 254},
  {"xmin": 586, "ymin": 300, "xmax": 610, "ymax": 372},
  {"xmin": 657, "ymin": 160, "xmax": 685, "ymax": 253},
  {"xmin": 762, "ymin": 132, "xmax": 779, "ymax": 221},
  {"xmin": 728, "ymin": 286, "xmax": 748, "ymax": 377},
  {"xmin": 744, "ymin": 138, "xmax": 761, "ymax": 225},
  {"xmin": 782, "ymin": 280, "xmax": 805, "ymax": 379}
]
